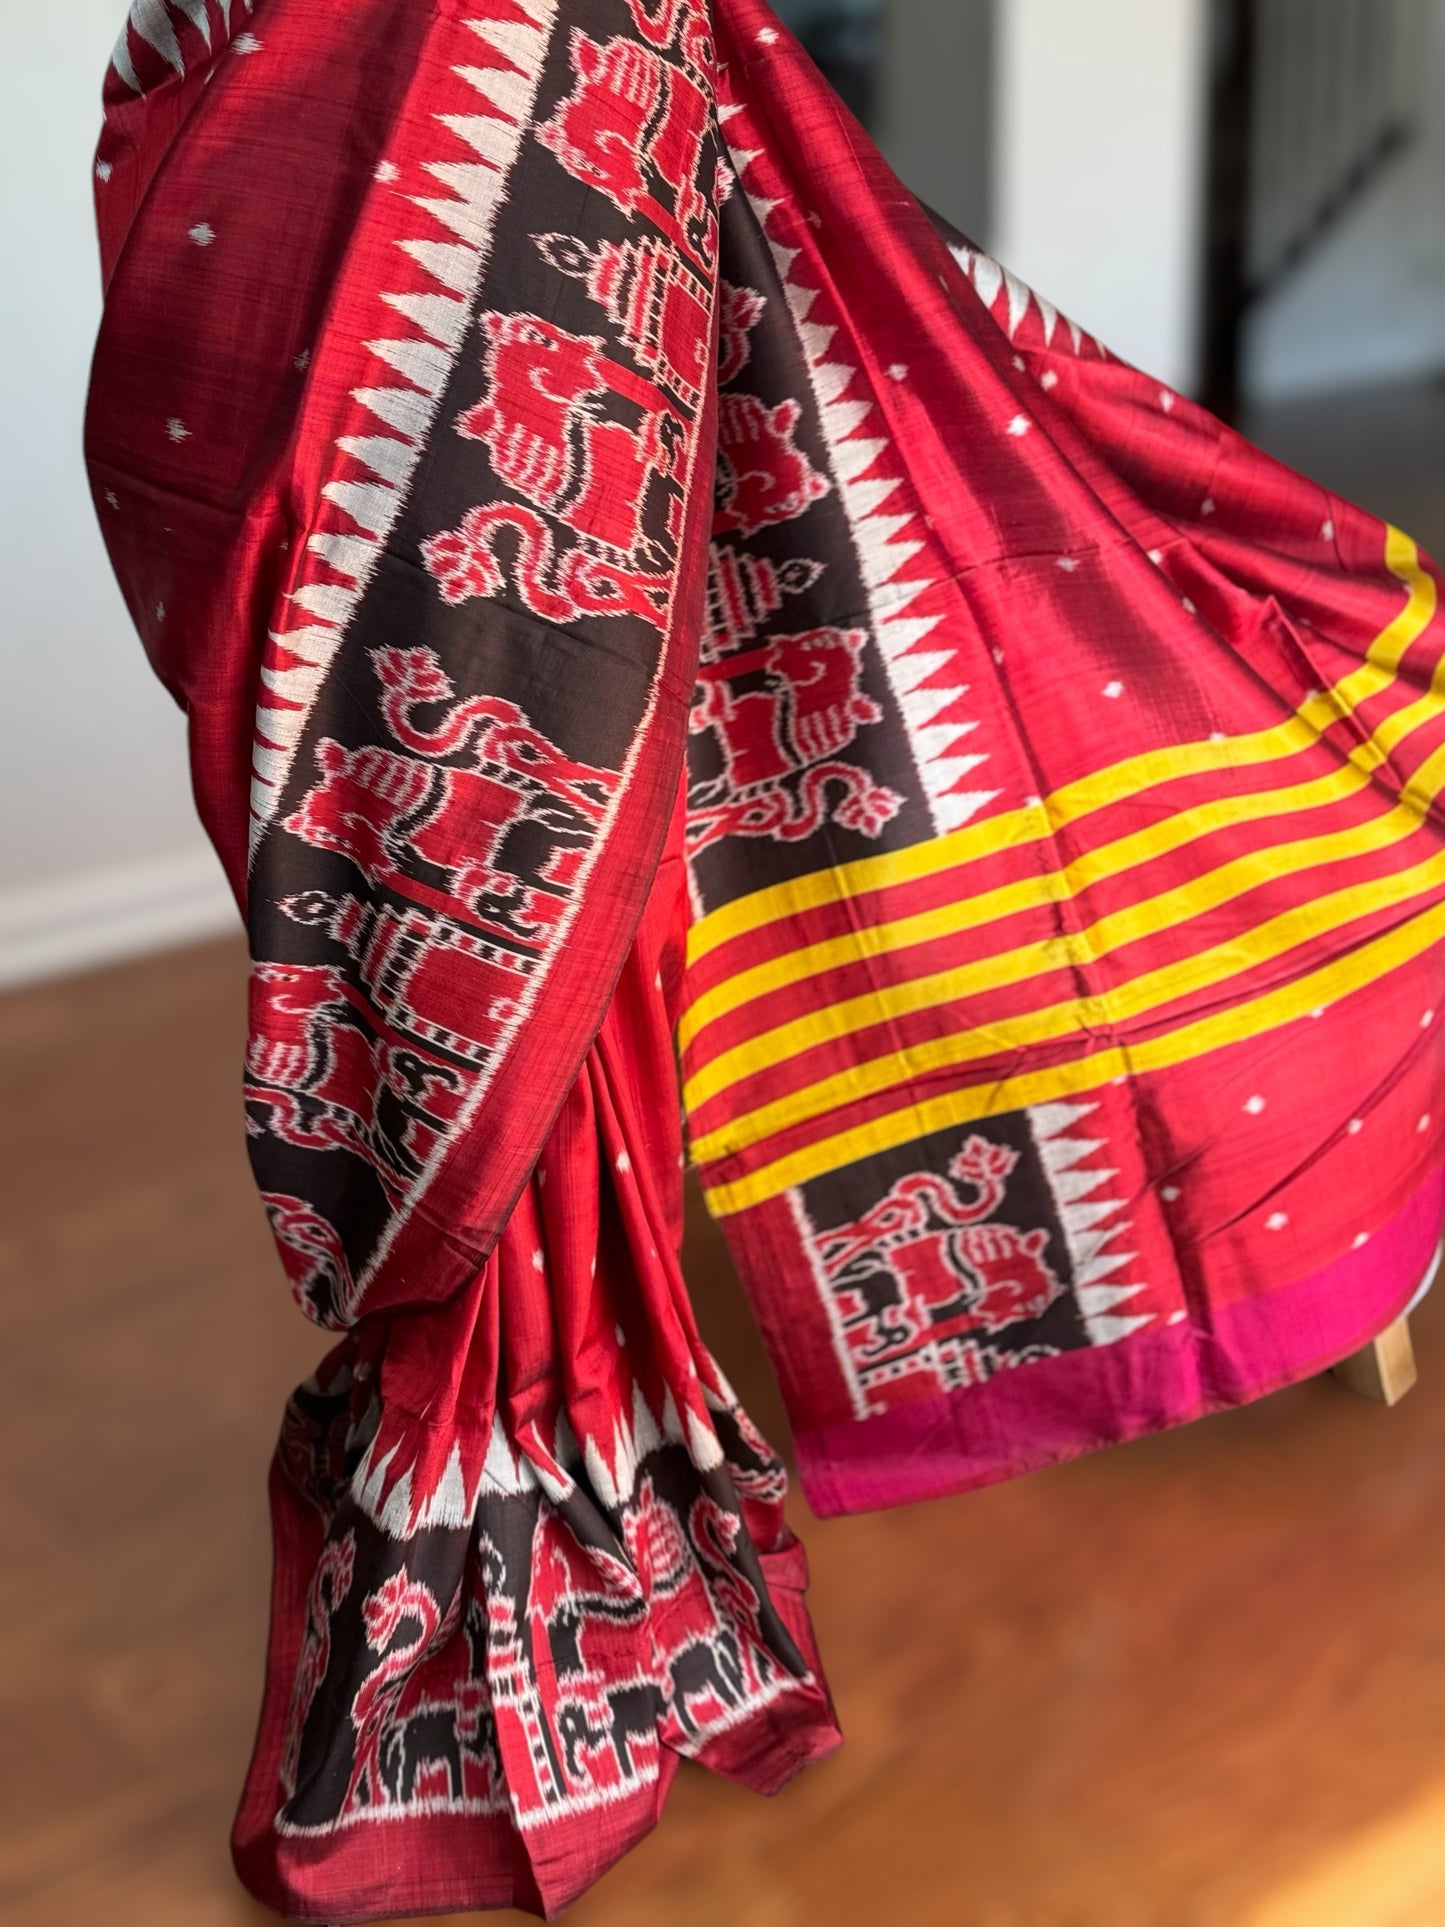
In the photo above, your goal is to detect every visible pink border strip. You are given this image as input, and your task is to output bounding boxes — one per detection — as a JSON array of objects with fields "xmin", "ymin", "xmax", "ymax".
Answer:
[{"xmin": 797, "ymin": 1163, "xmax": 1445, "ymax": 1518}]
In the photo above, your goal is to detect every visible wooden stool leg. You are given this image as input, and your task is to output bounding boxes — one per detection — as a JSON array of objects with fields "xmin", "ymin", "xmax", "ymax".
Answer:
[{"xmin": 1331, "ymin": 1315, "xmax": 1418, "ymax": 1406}]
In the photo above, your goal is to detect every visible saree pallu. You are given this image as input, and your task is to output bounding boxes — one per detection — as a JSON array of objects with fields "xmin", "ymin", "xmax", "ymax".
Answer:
[{"xmin": 88, "ymin": 0, "xmax": 1445, "ymax": 1916}]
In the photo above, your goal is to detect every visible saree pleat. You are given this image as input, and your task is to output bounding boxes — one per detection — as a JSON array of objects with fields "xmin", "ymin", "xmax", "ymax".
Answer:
[{"xmin": 234, "ymin": 821, "xmax": 838, "ymax": 1921}]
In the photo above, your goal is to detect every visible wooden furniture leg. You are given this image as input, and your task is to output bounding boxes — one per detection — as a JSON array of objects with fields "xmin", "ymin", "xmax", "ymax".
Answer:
[{"xmin": 1331, "ymin": 1315, "xmax": 1418, "ymax": 1406}]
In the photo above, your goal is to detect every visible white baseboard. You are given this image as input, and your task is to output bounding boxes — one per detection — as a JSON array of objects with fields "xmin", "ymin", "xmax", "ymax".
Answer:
[
  {"xmin": 1407, "ymin": 1242, "xmax": 1442, "ymax": 1317},
  {"xmin": 0, "ymin": 850, "xmax": 240, "ymax": 990}
]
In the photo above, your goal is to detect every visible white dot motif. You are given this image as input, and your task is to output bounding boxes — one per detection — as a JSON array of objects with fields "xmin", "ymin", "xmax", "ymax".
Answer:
[
  {"xmin": 887, "ymin": 363, "xmax": 909, "ymax": 382},
  {"xmin": 1007, "ymin": 415, "xmax": 1031, "ymax": 437},
  {"xmin": 1039, "ymin": 369, "xmax": 1059, "ymax": 391},
  {"xmin": 1244, "ymin": 1095, "xmax": 1267, "ymax": 1115},
  {"xmin": 1102, "ymin": 680, "xmax": 1124, "ymax": 699},
  {"xmin": 95, "ymin": 159, "xmax": 113, "ymax": 183},
  {"xmin": 616, "ymin": 1149, "xmax": 631, "ymax": 1173},
  {"xmin": 233, "ymin": 31, "xmax": 262, "ymax": 53},
  {"xmin": 375, "ymin": 160, "xmax": 400, "ymax": 184},
  {"xmin": 188, "ymin": 222, "xmax": 215, "ymax": 247},
  {"xmin": 166, "ymin": 418, "xmax": 190, "ymax": 443},
  {"xmin": 1266, "ymin": 1212, "xmax": 1289, "ymax": 1231}
]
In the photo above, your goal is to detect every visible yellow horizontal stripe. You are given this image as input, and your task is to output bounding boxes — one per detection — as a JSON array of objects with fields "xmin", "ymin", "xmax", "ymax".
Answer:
[
  {"xmin": 685, "ymin": 558, "xmax": 1445, "ymax": 1060},
  {"xmin": 682, "ymin": 760, "xmax": 1359, "ymax": 1059},
  {"xmin": 700, "ymin": 892, "xmax": 1445, "ymax": 1216},
  {"xmin": 689, "ymin": 835, "xmax": 1445, "ymax": 1169},
  {"xmin": 685, "ymin": 736, "xmax": 1445, "ymax": 1115},
  {"xmin": 686, "ymin": 526, "xmax": 1435, "ymax": 974}
]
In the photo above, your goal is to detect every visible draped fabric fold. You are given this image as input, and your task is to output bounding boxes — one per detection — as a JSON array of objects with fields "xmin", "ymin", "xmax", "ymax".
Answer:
[
  {"xmin": 230, "ymin": 817, "xmax": 839, "ymax": 1918},
  {"xmin": 88, "ymin": 0, "xmax": 1445, "ymax": 1917}
]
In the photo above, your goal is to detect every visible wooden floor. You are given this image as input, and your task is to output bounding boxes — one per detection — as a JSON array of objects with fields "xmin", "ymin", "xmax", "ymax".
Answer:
[{"xmin": 3, "ymin": 938, "xmax": 1445, "ymax": 1927}]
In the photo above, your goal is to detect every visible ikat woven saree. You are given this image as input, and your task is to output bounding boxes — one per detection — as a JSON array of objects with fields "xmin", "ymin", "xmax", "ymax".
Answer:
[{"xmin": 88, "ymin": 0, "xmax": 1445, "ymax": 1917}]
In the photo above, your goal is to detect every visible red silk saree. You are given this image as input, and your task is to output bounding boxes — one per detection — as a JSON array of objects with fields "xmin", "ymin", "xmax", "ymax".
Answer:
[{"xmin": 88, "ymin": 0, "xmax": 1445, "ymax": 1916}]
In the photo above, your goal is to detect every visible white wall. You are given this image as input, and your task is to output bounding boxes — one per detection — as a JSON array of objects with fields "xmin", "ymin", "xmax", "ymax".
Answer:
[
  {"xmin": 0, "ymin": 2, "xmax": 235, "ymax": 987},
  {"xmin": 876, "ymin": 0, "xmax": 994, "ymax": 242},
  {"xmin": 1245, "ymin": 0, "xmax": 1445, "ymax": 403},
  {"xmin": 992, "ymin": 0, "xmax": 1212, "ymax": 395}
]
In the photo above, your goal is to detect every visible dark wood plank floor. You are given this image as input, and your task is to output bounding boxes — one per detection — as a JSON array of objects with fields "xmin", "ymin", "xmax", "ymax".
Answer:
[{"xmin": 4, "ymin": 938, "xmax": 1444, "ymax": 1927}]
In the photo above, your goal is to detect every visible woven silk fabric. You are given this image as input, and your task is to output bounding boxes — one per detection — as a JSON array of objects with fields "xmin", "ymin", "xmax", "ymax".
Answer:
[{"xmin": 89, "ymin": 0, "xmax": 1445, "ymax": 1916}]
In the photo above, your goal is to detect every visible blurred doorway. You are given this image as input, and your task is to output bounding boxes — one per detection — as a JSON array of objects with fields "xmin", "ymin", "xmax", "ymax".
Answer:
[
  {"xmin": 1205, "ymin": 0, "xmax": 1445, "ymax": 412},
  {"xmin": 770, "ymin": 0, "xmax": 995, "ymax": 240}
]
